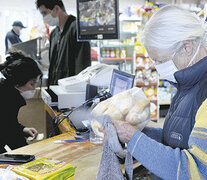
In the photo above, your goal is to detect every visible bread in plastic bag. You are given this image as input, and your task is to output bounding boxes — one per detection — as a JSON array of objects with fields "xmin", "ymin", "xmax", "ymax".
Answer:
[{"xmin": 91, "ymin": 87, "xmax": 151, "ymax": 137}]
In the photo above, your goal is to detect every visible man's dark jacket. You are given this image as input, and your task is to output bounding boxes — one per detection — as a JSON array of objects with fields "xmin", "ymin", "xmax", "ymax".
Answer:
[
  {"xmin": 48, "ymin": 15, "xmax": 91, "ymax": 87},
  {"xmin": 0, "ymin": 79, "xmax": 27, "ymax": 153},
  {"xmin": 5, "ymin": 30, "xmax": 22, "ymax": 52}
]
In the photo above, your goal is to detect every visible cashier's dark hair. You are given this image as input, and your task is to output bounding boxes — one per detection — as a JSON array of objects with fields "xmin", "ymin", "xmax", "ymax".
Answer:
[
  {"xmin": 0, "ymin": 52, "xmax": 42, "ymax": 86},
  {"xmin": 36, "ymin": 0, "xmax": 66, "ymax": 12}
]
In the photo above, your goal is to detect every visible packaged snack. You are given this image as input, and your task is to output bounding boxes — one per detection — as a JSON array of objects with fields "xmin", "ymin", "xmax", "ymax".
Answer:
[
  {"xmin": 136, "ymin": 57, "xmax": 144, "ymax": 67},
  {"xmin": 144, "ymin": 87, "xmax": 155, "ymax": 100},
  {"xmin": 143, "ymin": 69, "xmax": 151, "ymax": 82},
  {"xmin": 136, "ymin": 70, "xmax": 144, "ymax": 83},
  {"xmin": 150, "ymin": 70, "xmax": 158, "ymax": 82}
]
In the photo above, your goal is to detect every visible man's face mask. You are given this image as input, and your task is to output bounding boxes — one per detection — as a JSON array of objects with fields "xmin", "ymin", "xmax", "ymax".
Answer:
[
  {"xmin": 43, "ymin": 13, "xmax": 59, "ymax": 26},
  {"xmin": 154, "ymin": 41, "xmax": 201, "ymax": 83}
]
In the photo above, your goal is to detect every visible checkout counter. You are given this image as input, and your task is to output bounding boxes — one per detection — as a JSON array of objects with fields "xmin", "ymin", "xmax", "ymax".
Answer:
[{"xmin": 1, "ymin": 65, "xmax": 159, "ymax": 179}]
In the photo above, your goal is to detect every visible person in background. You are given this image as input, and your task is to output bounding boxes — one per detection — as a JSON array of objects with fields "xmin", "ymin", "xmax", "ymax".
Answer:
[
  {"xmin": 35, "ymin": 0, "xmax": 91, "ymax": 87},
  {"xmin": 5, "ymin": 21, "xmax": 26, "ymax": 53},
  {"xmin": 0, "ymin": 52, "xmax": 42, "ymax": 153},
  {"xmin": 112, "ymin": 5, "xmax": 207, "ymax": 179}
]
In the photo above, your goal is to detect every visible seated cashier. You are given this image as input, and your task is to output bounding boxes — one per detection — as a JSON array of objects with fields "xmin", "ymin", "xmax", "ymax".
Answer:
[
  {"xmin": 113, "ymin": 5, "xmax": 207, "ymax": 179},
  {"xmin": 0, "ymin": 52, "xmax": 42, "ymax": 153}
]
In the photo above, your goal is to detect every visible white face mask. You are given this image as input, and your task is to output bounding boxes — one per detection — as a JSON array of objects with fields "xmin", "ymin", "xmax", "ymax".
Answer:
[
  {"xmin": 43, "ymin": 13, "xmax": 59, "ymax": 26},
  {"xmin": 155, "ymin": 59, "xmax": 178, "ymax": 83},
  {"xmin": 155, "ymin": 41, "xmax": 201, "ymax": 83},
  {"xmin": 20, "ymin": 90, "xmax": 36, "ymax": 99}
]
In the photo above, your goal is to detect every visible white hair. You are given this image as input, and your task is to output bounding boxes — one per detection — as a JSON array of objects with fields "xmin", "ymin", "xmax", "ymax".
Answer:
[{"xmin": 142, "ymin": 5, "xmax": 206, "ymax": 55}]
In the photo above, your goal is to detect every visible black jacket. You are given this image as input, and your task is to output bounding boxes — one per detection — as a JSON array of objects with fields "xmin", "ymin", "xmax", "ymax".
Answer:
[
  {"xmin": 48, "ymin": 15, "xmax": 91, "ymax": 87},
  {"xmin": 0, "ymin": 79, "xmax": 27, "ymax": 153},
  {"xmin": 5, "ymin": 30, "xmax": 22, "ymax": 53}
]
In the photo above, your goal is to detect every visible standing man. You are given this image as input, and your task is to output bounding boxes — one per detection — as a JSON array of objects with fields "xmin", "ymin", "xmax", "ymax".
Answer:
[
  {"xmin": 36, "ymin": 0, "xmax": 91, "ymax": 87},
  {"xmin": 5, "ymin": 21, "xmax": 26, "ymax": 53}
]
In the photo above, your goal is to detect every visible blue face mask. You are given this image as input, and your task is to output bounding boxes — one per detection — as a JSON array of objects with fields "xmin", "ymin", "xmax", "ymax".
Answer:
[{"xmin": 155, "ymin": 41, "xmax": 201, "ymax": 83}]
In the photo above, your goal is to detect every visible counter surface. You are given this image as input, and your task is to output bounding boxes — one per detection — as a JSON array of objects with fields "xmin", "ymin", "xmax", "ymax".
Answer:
[{"xmin": 7, "ymin": 133, "xmax": 103, "ymax": 180}]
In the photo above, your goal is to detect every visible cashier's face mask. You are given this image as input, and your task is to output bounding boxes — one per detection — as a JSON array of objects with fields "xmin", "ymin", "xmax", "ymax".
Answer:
[
  {"xmin": 20, "ymin": 90, "xmax": 36, "ymax": 99},
  {"xmin": 43, "ymin": 13, "xmax": 59, "ymax": 26},
  {"xmin": 154, "ymin": 41, "xmax": 201, "ymax": 83}
]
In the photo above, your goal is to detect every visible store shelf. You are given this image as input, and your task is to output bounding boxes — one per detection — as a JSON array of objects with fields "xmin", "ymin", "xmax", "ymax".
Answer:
[
  {"xmin": 120, "ymin": 18, "xmax": 142, "ymax": 22},
  {"xmin": 150, "ymin": 99, "xmax": 157, "ymax": 103},
  {"xmin": 159, "ymin": 101, "xmax": 171, "ymax": 105},
  {"xmin": 136, "ymin": 66, "xmax": 156, "ymax": 70},
  {"xmin": 102, "ymin": 57, "xmax": 133, "ymax": 61},
  {"xmin": 102, "ymin": 44, "xmax": 134, "ymax": 48},
  {"xmin": 136, "ymin": 82, "xmax": 157, "ymax": 87},
  {"xmin": 120, "ymin": 31, "xmax": 137, "ymax": 35},
  {"xmin": 136, "ymin": 53, "xmax": 147, "ymax": 58}
]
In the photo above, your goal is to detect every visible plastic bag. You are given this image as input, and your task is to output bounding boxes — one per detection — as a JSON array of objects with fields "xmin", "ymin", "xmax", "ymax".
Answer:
[
  {"xmin": 91, "ymin": 87, "xmax": 151, "ymax": 137},
  {"xmin": 0, "ymin": 166, "xmax": 28, "ymax": 180}
]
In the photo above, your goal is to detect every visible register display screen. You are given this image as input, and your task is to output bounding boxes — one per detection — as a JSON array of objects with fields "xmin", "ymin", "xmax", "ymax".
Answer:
[
  {"xmin": 76, "ymin": 0, "xmax": 119, "ymax": 40},
  {"xmin": 110, "ymin": 70, "xmax": 135, "ymax": 96}
]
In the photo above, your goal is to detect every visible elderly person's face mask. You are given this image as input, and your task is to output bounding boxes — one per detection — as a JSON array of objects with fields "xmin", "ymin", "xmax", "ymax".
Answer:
[{"xmin": 153, "ymin": 41, "xmax": 201, "ymax": 83}]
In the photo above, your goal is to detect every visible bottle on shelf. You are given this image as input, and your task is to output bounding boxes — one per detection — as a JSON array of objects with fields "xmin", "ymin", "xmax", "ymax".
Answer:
[
  {"xmin": 106, "ymin": 48, "xmax": 110, "ymax": 58},
  {"xmin": 101, "ymin": 48, "xmax": 106, "ymax": 58},
  {"xmin": 120, "ymin": 48, "xmax": 127, "ymax": 58},
  {"xmin": 115, "ymin": 48, "xmax": 120, "ymax": 58},
  {"xmin": 111, "ymin": 48, "xmax": 115, "ymax": 58}
]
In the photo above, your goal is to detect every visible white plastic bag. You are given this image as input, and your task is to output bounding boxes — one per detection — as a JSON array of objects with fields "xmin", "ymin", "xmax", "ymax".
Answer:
[{"xmin": 0, "ymin": 166, "xmax": 28, "ymax": 180}]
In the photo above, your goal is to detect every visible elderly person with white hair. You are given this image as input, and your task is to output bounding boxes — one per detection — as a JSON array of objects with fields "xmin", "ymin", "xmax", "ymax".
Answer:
[{"xmin": 113, "ymin": 5, "xmax": 207, "ymax": 179}]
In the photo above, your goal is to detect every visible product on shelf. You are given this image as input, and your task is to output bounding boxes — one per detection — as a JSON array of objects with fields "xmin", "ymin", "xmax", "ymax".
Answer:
[
  {"xmin": 143, "ymin": 69, "xmax": 151, "ymax": 82},
  {"xmin": 101, "ymin": 48, "xmax": 106, "ymax": 58},
  {"xmin": 134, "ymin": 33, "xmax": 147, "ymax": 55},
  {"xmin": 91, "ymin": 47, "xmax": 98, "ymax": 61},
  {"xmin": 144, "ymin": 87, "xmax": 157, "ymax": 101},
  {"xmin": 115, "ymin": 48, "xmax": 120, "ymax": 58},
  {"xmin": 120, "ymin": 48, "xmax": 127, "ymax": 58},
  {"xmin": 136, "ymin": 70, "xmax": 144, "ymax": 83},
  {"xmin": 145, "ymin": 57, "xmax": 154, "ymax": 68},
  {"xmin": 136, "ymin": 57, "xmax": 144, "ymax": 67},
  {"xmin": 121, "ymin": 21, "xmax": 140, "ymax": 33},
  {"xmin": 158, "ymin": 87, "xmax": 171, "ymax": 102},
  {"xmin": 150, "ymin": 102, "xmax": 157, "ymax": 120},
  {"xmin": 149, "ymin": 70, "xmax": 158, "ymax": 83},
  {"xmin": 106, "ymin": 48, "xmax": 110, "ymax": 57},
  {"xmin": 158, "ymin": 79, "xmax": 177, "ymax": 103},
  {"xmin": 122, "ymin": 37, "xmax": 135, "ymax": 45},
  {"xmin": 110, "ymin": 48, "xmax": 115, "ymax": 58}
]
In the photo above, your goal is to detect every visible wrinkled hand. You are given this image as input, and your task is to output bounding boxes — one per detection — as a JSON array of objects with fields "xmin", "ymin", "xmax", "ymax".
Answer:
[
  {"xmin": 99, "ymin": 127, "xmax": 108, "ymax": 141},
  {"xmin": 113, "ymin": 120, "xmax": 137, "ymax": 144},
  {"xmin": 23, "ymin": 127, "xmax": 38, "ymax": 138}
]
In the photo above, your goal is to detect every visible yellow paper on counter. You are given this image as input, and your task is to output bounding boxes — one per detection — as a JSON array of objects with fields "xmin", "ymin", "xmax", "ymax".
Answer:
[{"xmin": 12, "ymin": 157, "xmax": 76, "ymax": 180}]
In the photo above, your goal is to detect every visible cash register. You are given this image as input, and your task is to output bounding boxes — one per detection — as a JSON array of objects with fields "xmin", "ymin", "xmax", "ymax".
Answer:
[{"xmin": 41, "ymin": 64, "xmax": 117, "ymax": 110}]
